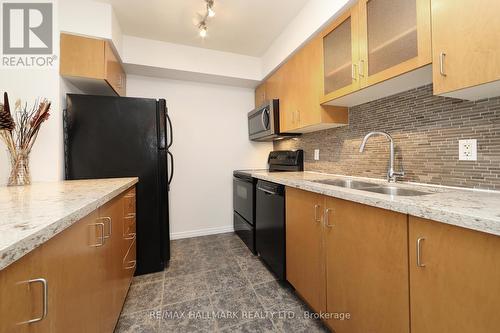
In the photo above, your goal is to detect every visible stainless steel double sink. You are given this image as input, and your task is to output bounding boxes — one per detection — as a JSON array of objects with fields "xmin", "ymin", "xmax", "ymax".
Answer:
[{"xmin": 310, "ymin": 178, "xmax": 432, "ymax": 196}]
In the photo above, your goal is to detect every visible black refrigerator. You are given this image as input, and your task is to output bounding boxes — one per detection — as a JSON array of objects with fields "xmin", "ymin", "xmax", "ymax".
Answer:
[{"xmin": 64, "ymin": 94, "xmax": 173, "ymax": 275}]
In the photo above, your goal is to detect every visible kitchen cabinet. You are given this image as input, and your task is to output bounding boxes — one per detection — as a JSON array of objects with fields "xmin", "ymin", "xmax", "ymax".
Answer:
[
  {"xmin": 321, "ymin": 5, "xmax": 360, "ymax": 101},
  {"xmin": 37, "ymin": 210, "xmax": 102, "ymax": 332},
  {"xmin": 254, "ymin": 83, "xmax": 267, "ymax": 107},
  {"xmin": 285, "ymin": 188, "xmax": 409, "ymax": 332},
  {"xmin": 431, "ymin": 0, "xmax": 500, "ymax": 100},
  {"xmin": 60, "ymin": 33, "xmax": 126, "ymax": 97},
  {"xmin": 324, "ymin": 197, "xmax": 409, "ymax": 333},
  {"xmin": 0, "ymin": 246, "xmax": 43, "ymax": 333},
  {"xmin": 0, "ymin": 187, "xmax": 136, "ymax": 333},
  {"xmin": 409, "ymin": 216, "xmax": 500, "ymax": 333},
  {"xmin": 321, "ymin": 0, "xmax": 431, "ymax": 107},
  {"xmin": 285, "ymin": 188, "xmax": 326, "ymax": 313},
  {"xmin": 257, "ymin": 37, "xmax": 348, "ymax": 134}
]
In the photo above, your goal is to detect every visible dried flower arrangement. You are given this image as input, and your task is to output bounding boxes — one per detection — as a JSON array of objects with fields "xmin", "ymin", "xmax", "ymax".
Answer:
[{"xmin": 0, "ymin": 92, "xmax": 51, "ymax": 186}]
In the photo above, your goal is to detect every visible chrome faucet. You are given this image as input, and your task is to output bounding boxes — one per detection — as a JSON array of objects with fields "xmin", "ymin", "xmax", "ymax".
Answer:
[{"xmin": 359, "ymin": 131, "xmax": 404, "ymax": 182}]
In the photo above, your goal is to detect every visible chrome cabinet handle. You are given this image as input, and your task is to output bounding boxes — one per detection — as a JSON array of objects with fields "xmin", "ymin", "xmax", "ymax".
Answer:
[
  {"xmin": 22, "ymin": 278, "xmax": 48, "ymax": 324},
  {"xmin": 439, "ymin": 52, "xmax": 447, "ymax": 76},
  {"xmin": 123, "ymin": 236, "xmax": 137, "ymax": 270},
  {"xmin": 90, "ymin": 222, "xmax": 105, "ymax": 247},
  {"xmin": 351, "ymin": 63, "xmax": 357, "ymax": 80},
  {"xmin": 98, "ymin": 217, "xmax": 112, "ymax": 239},
  {"xmin": 314, "ymin": 204, "xmax": 321, "ymax": 223},
  {"xmin": 359, "ymin": 60, "xmax": 365, "ymax": 77},
  {"xmin": 417, "ymin": 237, "xmax": 426, "ymax": 267},
  {"xmin": 324, "ymin": 208, "xmax": 334, "ymax": 228},
  {"xmin": 123, "ymin": 214, "xmax": 136, "ymax": 239}
]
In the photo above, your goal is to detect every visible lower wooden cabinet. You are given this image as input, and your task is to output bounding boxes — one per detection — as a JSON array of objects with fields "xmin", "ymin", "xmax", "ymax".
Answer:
[
  {"xmin": 409, "ymin": 216, "xmax": 500, "ymax": 333},
  {"xmin": 324, "ymin": 197, "xmax": 409, "ymax": 333},
  {"xmin": 0, "ymin": 187, "xmax": 136, "ymax": 333},
  {"xmin": 286, "ymin": 188, "xmax": 409, "ymax": 333},
  {"xmin": 286, "ymin": 187, "xmax": 500, "ymax": 333},
  {"xmin": 286, "ymin": 188, "xmax": 326, "ymax": 313}
]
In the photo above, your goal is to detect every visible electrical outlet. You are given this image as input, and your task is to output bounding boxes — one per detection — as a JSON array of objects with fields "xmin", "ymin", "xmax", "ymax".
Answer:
[
  {"xmin": 314, "ymin": 149, "xmax": 320, "ymax": 161},
  {"xmin": 459, "ymin": 139, "xmax": 477, "ymax": 161}
]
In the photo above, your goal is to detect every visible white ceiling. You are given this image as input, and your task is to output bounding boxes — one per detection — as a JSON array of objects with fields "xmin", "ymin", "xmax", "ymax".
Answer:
[{"xmin": 96, "ymin": 0, "xmax": 310, "ymax": 57}]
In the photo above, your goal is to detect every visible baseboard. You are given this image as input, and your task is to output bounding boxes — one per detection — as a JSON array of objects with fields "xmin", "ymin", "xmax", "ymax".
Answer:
[{"xmin": 170, "ymin": 225, "xmax": 234, "ymax": 240}]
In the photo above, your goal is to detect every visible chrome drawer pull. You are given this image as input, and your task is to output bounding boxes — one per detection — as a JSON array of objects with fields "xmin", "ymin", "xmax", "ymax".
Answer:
[
  {"xmin": 314, "ymin": 204, "xmax": 321, "ymax": 223},
  {"xmin": 98, "ymin": 217, "xmax": 112, "ymax": 239},
  {"xmin": 90, "ymin": 222, "xmax": 105, "ymax": 247},
  {"xmin": 22, "ymin": 278, "xmax": 48, "ymax": 324},
  {"xmin": 417, "ymin": 237, "xmax": 426, "ymax": 267},
  {"xmin": 324, "ymin": 208, "xmax": 334, "ymax": 228}
]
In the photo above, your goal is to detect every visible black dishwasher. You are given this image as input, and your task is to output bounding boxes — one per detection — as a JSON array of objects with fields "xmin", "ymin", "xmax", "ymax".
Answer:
[{"xmin": 256, "ymin": 180, "xmax": 286, "ymax": 280}]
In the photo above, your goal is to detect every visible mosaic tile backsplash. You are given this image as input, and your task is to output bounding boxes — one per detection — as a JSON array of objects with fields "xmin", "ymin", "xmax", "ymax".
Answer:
[{"xmin": 274, "ymin": 84, "xmax": 500, "ymax": 190}]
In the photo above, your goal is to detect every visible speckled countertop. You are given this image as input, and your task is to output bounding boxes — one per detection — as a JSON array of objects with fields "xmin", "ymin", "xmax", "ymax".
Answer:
[
  {"xmin": 0, "ymin": 178, "xmax": 138, "ymax": 270},
  {"xmin": 250, "ymin": 171, "xmax": 500, "ymax": 237}
]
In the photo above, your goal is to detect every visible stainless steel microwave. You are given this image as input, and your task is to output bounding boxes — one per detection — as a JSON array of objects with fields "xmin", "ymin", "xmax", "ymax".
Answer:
[{"xmin": 248, "ymin": 100, "xmax": 296, "ymax": 141}]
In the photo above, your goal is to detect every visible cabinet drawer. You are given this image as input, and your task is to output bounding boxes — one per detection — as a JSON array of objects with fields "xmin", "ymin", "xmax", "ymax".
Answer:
[
  {"xmin": 123, "ymin": 214, "xmax": 136, "ymax": 239},
  {"xmin": 123, "ymin": 189, "xmax": 136, "ymax": 216}
]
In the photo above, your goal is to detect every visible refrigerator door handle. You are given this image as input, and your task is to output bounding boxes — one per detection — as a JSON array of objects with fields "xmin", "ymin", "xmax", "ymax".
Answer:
[
  {"xmin": 166, "ymin": 112, "xmax": 173, "ymax": 149},
  {"xmin": 167, "ymin": 151, "xmax": 174, "ymax": 186}
]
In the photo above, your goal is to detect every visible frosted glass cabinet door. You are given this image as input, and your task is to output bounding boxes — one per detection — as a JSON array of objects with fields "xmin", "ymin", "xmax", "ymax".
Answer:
[
  {"xmin": 367, "ymin": 0, "xmax": 417, "ymax": 76},
  {"xmin": 358, "ymin": 0, "xmax": 431, "ymax": 86},
  {"xmin": 322, "ymin": 7, "xmax": 360, "ymax": 99}
]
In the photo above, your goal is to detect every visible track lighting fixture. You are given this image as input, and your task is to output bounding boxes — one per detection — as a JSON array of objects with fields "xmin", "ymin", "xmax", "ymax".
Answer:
[
  {"xmin": 199, "ymin": 22, "xmax": 208, "ymax": 38},
  {"xmin": 197, "ymin": 0, "xmax": 215, "ymax": 38},
  {"xmin": 207, "ymin": 0, "xmax": 215, "ymax": 17}
]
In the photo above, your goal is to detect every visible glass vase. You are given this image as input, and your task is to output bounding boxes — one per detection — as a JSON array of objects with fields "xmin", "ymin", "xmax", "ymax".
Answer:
[{"xmin": 8, "ymin": 149, "xmax": 31, "ymax": 186}]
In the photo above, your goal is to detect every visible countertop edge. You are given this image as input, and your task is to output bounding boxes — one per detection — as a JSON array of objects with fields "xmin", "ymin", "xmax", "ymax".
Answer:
[
  {"xmin": 0, "ymin": 178, "xmax": 138, "ymax": 271},
  {"xmin": 251, "ymin": 173, "xmax": 500, "ymax": 237}
]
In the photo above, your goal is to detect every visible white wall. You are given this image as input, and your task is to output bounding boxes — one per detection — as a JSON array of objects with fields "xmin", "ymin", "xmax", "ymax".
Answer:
[
  {"xmin": 0, "ymin": 1, "xmax": 61, "ymax": 185},
  {"xmin": 126, "ymin": 75, "xmax": 272, "ymax": 238}
]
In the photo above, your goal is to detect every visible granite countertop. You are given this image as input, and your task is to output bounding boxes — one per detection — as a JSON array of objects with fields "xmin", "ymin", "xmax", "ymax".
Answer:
[
  {"xmin": 0, "ymin": 178, "xmax": 138, "ymax": 270},
  {"xmin": 250, "ymin": 171, "xmax": 500, "ymax": 237}
]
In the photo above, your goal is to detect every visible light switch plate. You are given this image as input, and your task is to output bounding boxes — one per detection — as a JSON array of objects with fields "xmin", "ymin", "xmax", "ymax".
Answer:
[
  {"xmin": 314, "ymin": 149, "xmax": 320, "ymax": 161},
  {"xmin": 459, "ymin": 139, "xmax": 477, "ymax": 161}
]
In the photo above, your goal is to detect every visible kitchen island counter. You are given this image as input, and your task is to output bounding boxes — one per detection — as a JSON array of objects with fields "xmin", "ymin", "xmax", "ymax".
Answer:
[{"xmin": 0, "ymin": 178, "xmax": 138, "ymax": 270}]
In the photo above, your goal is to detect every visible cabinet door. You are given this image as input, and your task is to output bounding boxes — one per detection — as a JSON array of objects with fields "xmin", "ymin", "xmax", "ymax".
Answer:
[
  {"xmin": 38, "ymin": 210, "xmax": 102, "ymax": 333},
  {"xmin": 0, "ymin": 250, "xmax": 44, "ymax": 333},
  {"xmin": 321, "ymin": 6, "xmax": 360, "ymax": 102},
  {"xmin": 105, "ymin": 42, "xmax": 126, "ymax": 96},
  {"xmin": 285, "ymin": 187, "xmax": 326, "ymax": 313},
  {"xmin": 99, "ymin": 195, "xmax": 127, "ymax": 332},
  {"xmin": 431, "ymin": 0, "xmax": 500, "ymax": 95},
  {"xmin": 276, "ymin": 60, "xmax": 298, "ymax": 133},
  {"xmin": 409, "ymin": 216, "xmax": 500, "ymax": 333},
  {"xmin": 358, "ymin": 0, "xmax": 431, "ymax": 87},
  {"xmin": 254, "ymin": 83, "xmax": 267, "ymax": 108},
  {"xmin": 324, "ymin": 198, "xmax": 409, "ymax": 333},
  {"xmin": 60, "ymin": 33, "xmax": 105, "ymax": 79}
]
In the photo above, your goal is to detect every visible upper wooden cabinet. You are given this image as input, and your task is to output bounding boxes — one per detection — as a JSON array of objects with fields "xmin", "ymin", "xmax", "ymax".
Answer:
[
  {"xmin": 254, "ymin": 83, "xmax": 267, "ymax": 107},
  {"xmin": 60, "ymin": 33, "xmax": 126, "ymax": 97},
  {"xmin": 321, "ymin": 0, "xmax": 431, "ymax": 107},
  {"xmin": 322, "ymin": 6, "xmax": 360, "ymax": 99},
  {"xmin": 409, "ymin": 216, "xmax": 500, "ymax": 333},
  {"xmin": 256, "ymin": 36, "xmax": 348, "ymax": 134},
  {"xmin": 431, "ymin": 0, "xmax": 500, "ymax": 100}
]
